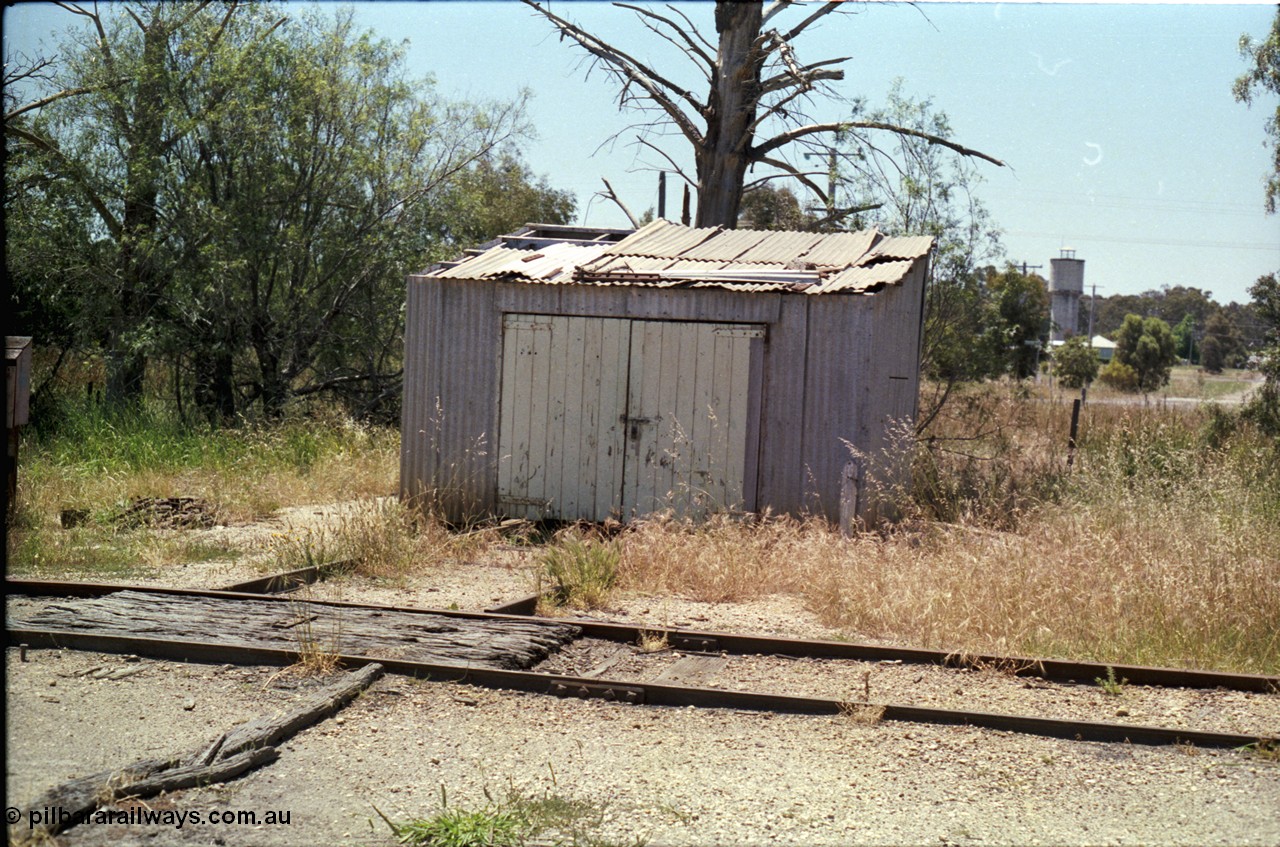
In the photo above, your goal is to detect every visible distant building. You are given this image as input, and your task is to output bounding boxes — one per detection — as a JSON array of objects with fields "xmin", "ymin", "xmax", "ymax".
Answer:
[{"xmin": 1050, "ymin": 335, "xmax": 1115, "ymax": 363}]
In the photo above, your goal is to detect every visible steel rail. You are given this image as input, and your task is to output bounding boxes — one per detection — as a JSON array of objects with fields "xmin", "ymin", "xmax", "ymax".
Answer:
[
  {"xmin": 6, "ymin": 625, "xmax": 1275, "ymax": 751},
  {"xmin": 217, "ymin": 561, "xmax": 353, "ymax": 594},
  {"xmin": 7, "ymin": 578, "xmax": 1280, "ymax": 693}
]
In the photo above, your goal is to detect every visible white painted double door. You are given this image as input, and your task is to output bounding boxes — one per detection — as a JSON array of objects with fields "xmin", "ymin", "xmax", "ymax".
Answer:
[{"xmin": 497, "ymin": 314, "xmax": 763, "ymax": 521}]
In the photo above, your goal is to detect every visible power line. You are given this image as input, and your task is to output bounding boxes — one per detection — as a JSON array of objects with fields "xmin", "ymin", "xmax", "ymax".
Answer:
[{"xmin": 1006, "ymin": 231, "xmax": 1280, "ymax": 252}]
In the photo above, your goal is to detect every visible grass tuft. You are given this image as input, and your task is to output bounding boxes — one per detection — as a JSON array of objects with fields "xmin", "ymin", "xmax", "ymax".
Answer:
[{"xmin": 540, "ymin": 529, "xmax": 621, "ymax": 610}]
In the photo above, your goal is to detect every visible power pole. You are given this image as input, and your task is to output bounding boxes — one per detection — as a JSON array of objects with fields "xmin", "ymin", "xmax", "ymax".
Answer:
[
  {"xmin": 803, "ymin": 146, "xmax": 838, "ymax": 221},
  {"xmin": 1086, "ymin": 283, "xmax": 1102, "ymax": 343}
]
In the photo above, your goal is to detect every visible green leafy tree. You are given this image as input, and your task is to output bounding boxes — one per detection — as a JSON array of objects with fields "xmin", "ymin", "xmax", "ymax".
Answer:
[
  {"xmin": 1235, "ymin": 8, "xmax": 1280, "ymax": 434},
  {"xmin": 5, "ymin": 2, "xmax": 286, "ymax": 407},
  {"xmin": 1235, "ymin": 6, "xmax": 1280, "ymax": 213},
  {"xmin": 426, "ymin": 147, "xmax": 576, "ymax": 255},
  {"xmin": 983, "ymin": 265, "xmax": 1050, "ymax": 379},
  {"xmin": 1093, "ymin": 286, "xmax": 1218, "ymax": 341},
  {"xmin": 837, "ymin": 83, "xmax": 1005, "ymax": 430},
  {"xmin": 737, "ymin": 185, "xmax": 814, "ymax": 230},
  {"xmin": 172, "ymin": 7, "xmax": 535, "ymax": 420},
  {"xmin": 1054, "ymin": 335, "xmax": 1101, "ymax": 389},
  {"xmin": 1199, "ymin": 311, "xmax": 1244, "ymax": 373},
  {"xmin": 1172, "ymin": 313, "xmax": 1198, "ymax": 364},
  {"xmin": 1114, "ymin": 314, "xmax": 1178, "ymax": 394},
  {"xmin": 1244, "ymin": 272, "xmax": 1280, "ymax": 434},
  {"xmin": 1097, "ymin": 360, "xmax": 1139, "ymax": 393},
  {"xmin": 8, "ymin": 3, "xmax": 546, "ymax": 422}
]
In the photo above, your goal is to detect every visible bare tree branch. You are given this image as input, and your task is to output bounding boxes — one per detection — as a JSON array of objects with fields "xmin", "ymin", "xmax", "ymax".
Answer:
[
  {"xmin": 761, "ymin": 0, "xmax": 797, "ymax": 28},
  {"xmin": 805, "ymin": 202, "xmax": 883, "ymax": 231},
  {"xmin": 780, "ymin": 1, "xmax": 843, "ymax": 42},
  {"xmin": 598, "ymin": 177, "xmax": 642, "ymax": 227},
  {"xmin": 755, "ymin": 120, "xmax": 1006, "ymax": 167},
  {"xmin": 743, "ymin": 168, "xmax": 824, "ymax": 191},
  {"xmin": 5, "ymin": 80, "xmax": 127, "ymax": 121},
  {"xmin": 521, "ymin": 0, "xmax": 708, "ymax": 147},
  {"xmin": 757, "ymin": 154, "xmax": 829, "ymax": 202},
  {"xmin": 665, "ymin": 4, "xmax": 717, "ymax": 53},
  {"xmin": 760, "ymin": 55, "xmax": 848, "ymax": 94},
  {"xmin": 615, "ymin": 2, "xmax": 714, "ymax": 73},
  {"xmin": 634, "ymin": 135, "xmax": 697, "ymax": 187}
]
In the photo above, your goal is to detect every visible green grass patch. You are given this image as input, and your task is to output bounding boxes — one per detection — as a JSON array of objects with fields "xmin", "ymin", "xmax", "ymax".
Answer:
[
  {"xmin": 540, "ymin": 530, "xmax": 621, "ymax": 610},
  {"xmin": 378, "ymin": 784, "xmax": 632, "ymax": 847}
]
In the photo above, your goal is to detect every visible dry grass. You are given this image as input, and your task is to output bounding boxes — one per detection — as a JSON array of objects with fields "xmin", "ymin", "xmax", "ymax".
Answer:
[
  {"xmin": 264, "ymin": 498, "xmax": 495, "ymax": 581},
  {"xmin": 615, "ymin": 389, "xmax": 1280, "ymax": 675},
  {"xmin": 636, "ymin": 629, "xmax": 670, "ymax": 653},
  {"xmin": 837, "ymin": 702, "xmax": 886, "ymax": 725}
]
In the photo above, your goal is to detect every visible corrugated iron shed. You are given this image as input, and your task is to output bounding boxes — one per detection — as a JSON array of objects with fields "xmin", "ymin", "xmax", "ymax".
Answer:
[
  {"xmin": 425, "ymin": 219, "xmax": 931, "ymax": 293},
  {"xmin": 404, "ymin": 219, "xmax": 935, "ymax": 529}
]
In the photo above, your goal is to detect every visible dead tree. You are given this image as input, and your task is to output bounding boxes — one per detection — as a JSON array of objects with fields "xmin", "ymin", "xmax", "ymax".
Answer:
[{"xmin": 522, "ymin": 0, "xmax": 1003, "ymax": 228}]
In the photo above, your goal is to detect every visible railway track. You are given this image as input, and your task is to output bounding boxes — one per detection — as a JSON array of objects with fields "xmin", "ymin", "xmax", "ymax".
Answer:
[{"xmin": 6, "ymin": 577, "xmax": 1278, "ymax": 752}]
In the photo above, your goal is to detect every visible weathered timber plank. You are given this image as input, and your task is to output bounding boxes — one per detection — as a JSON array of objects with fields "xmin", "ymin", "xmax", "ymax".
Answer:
[
  {"xmin": 653, "ymin": 655, "xmax": 728, "ymax": 686},
  {"xmin": 15, "ymin": 591, "xmax": 579, "ymax": 670},
  {"xmin": 210, "ymin": 663, "xmax": 383, "ymax": 762},
  {"xmin": 17, "ymin": 665, "xmax": 384, "ymax": 839}
]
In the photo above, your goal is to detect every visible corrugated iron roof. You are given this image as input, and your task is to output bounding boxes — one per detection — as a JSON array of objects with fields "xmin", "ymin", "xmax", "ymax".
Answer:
[
  {"xmin": 811, "ymin": 261, "xmax": 915, "ymax": 294},
  {"xmin": 602, "ymin": 219, "xmax": 721, "ymax": 258},
  {"xmin": 679, "ymin": 228, "xmax": 775, "ymax": 262},
  {"xmin": 862, "ymin": 235, "xmax": 934, "ymax": 262},
  {"xmin": 435, "ymin": 243, "xmax": 609, "ymax": 283},
  {"xmin": 426, "ymin": 220, "xmax": 932, "ymax": 294},
  {"xmin": 735, "ymin": 230, "xmax": 829, "ymax": 264},
  {"xmin": 795, "ymin": 230, "xmax": 880, "ymax": 267}
]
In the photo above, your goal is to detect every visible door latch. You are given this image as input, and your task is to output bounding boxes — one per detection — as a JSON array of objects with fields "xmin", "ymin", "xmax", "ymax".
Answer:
[{"xmin": 620, "ymin": 414, "xmax": 653, "ymax": 441}]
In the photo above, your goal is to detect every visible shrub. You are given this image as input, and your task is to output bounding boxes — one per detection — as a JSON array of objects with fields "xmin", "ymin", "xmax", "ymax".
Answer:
[
  {"xmin": 1053, "ymin": 335, "xmax": 1100, "ymax": 389},
  {"xmin": 1097, "ymin": 360, "xmax": 1139, "ymax": 392}
]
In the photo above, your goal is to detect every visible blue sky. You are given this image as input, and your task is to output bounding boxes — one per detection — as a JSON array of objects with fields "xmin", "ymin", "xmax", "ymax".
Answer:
[{"xmin": 6, "ymin": 1, "xmax": 1279, "ymax": 305}]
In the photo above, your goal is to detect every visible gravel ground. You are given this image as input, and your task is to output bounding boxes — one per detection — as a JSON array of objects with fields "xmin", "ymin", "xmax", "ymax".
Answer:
[
  {"xmin": 7, "ymin": 648, "xmax": 1279, "ymax": 847},
  {"xmin": 7, "ymin": 528, "xmax": 1280, "ymax": 846}
]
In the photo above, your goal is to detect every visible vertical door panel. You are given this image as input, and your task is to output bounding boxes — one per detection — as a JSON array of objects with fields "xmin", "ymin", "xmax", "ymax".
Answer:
[
  {"xmin": 498, "ymin": 314, "xmax": 631, "ymax": 521},
  {"xmin": 623, "ymin": 322, "xmax": 763, "ymax": 519},
  {"xmin": 497, "ymin": 315, "xmax": 552, "ymax": 520}
]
